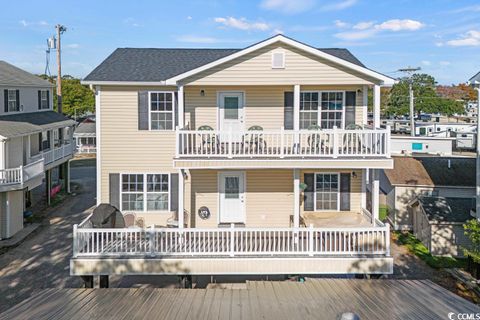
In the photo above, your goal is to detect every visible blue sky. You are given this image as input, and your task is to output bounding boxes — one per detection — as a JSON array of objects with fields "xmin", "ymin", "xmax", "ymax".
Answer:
[{"xmin": 0, "ymin": 0, "xmax": 479, "ymax": 84}]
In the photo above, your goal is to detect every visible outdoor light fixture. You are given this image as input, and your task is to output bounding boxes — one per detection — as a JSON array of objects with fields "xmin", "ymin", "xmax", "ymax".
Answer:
[
  {"xmin": 352, "ymin": 172, "xmax": 357, "ymax": 178},
  {"xmin": 200, "ymin": 89, "xmax": 205, "ymax": 97}
]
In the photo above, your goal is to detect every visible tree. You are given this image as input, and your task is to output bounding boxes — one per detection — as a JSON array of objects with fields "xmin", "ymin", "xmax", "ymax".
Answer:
[
  {"xmin": 463, "ymin": 219, "xmax": 480, "ymax": 263},
  {"xmin": 38, "ymin": 75, "xmax": 95, "ymax": 117},
  {"xmin": 384, "ymin": 73, "xmax": 464, "ymax": 117}
]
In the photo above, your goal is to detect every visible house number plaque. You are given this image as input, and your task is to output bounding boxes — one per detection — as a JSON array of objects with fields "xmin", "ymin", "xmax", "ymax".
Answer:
[{"xmin": 198, "ymin": 206, "xmax": 211, "ymax": 220}]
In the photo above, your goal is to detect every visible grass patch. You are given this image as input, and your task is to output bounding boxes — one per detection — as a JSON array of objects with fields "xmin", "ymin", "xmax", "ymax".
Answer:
[
  {"xmin": 379, "ymin": 204, "xmax": 388, "ymax": 221},
  {"xmin": 394, "ymin": 231, "xmax": 466, "ymax": 269}
]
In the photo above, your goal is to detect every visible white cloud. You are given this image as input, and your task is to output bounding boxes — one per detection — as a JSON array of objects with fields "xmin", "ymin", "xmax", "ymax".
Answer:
[
  {"xmin": 19, "ymin": 20, "xmax": 28, "ymax": 27},
  {"xmin": 421, "ymin": 60, "xmax": 431, "ymax": 66},
  {"xmin": 19, "ymin": 20, "xmax": 48, "ymax": 27},
  {"xmin": 353, "ymin": 21, "xmax": 374, "ymax": 30},
  {"xmin": 334, "ymin": 29, "xmax": 377, "ymax": 41},
  {"xmin": 214, "ymin": 17, "xmax": 270, "ymax": 31},
  {"xmin": 187, "ymin": 16, "xmax": 192, "ymax": 20},
  {"xmin": 177, "ymin": 35, "xmax": 219, "ymax": 44},
  {"xmin": 260, "ymin": 0, "xmax": 315, "ymax": 14},
  {"xmin": 39, "ymin": 21, "xmax": 48, "ymax": 26},
  {"xmin": 446, "ymin": 30, "xmax": 480, "ymax": 47},
  {"xmin": 334, "ymin": 20, "xmax": 349, "ymax": 28},
  {"xmin": 375, "ymin": 19, "xmax": 424, "ymax": 31},
  {"xmin": 273, "ymin": 28, "xmax": 284, "ymax": 34},
  {"xmin": 123, "ymin": 17, "xmax": 141, "ymax": 27},
  {"xmin": 320, "ymin": 0, "xmax": 357, "ymax": 11},
  {"xmin": 439, "ymin": 61, "xmax": 451, "ymax": 66},
  {"xmin": 66, "ymin": 43, "xmax": 80, "ymax": 49}
]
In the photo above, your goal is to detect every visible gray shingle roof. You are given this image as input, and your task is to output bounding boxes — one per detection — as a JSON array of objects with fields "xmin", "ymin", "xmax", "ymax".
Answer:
[
  {"xmin": 469, "ymin": 71, "xmax": 480, "ymax": 85},
  {"xmin": 0, "ymin": 111, "xmax": 75, "ymax": 138},
  {"xmin": 83, "ymin": 47, "xmax": 365, "ymax": 82},
  {"xmin": 419, "ymin": 196, "xmax": 474, "ymax": 224},
  {"xmin": 0, "ymin": 61, "xmax": 52, "ymax": 87},
  {"xmin": 74, "ymin": 122, "xmax": 95, "ymax": 134}
]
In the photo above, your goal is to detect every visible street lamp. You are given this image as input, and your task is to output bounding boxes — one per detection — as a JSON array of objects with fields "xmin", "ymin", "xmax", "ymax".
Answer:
[{"xmin": 467, "ymin": 71, "xmax": 480, "ymax": 220}]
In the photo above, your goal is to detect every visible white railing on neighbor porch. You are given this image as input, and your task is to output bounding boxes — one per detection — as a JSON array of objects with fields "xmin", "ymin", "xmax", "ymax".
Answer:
[
  {"xmin": 73, "ymin": 223, "xmax": 390, "ymax": 258},
  {"xmin": 42, "ymin": 143, "xmax": 75, "ymax": 165},
  {"xmin": 176, "ymin": 127, "xmax": 391, "ymax": 159},
  {"xmin": 0, "ymin": 159, "xmax": 44, "ymax": 186}
]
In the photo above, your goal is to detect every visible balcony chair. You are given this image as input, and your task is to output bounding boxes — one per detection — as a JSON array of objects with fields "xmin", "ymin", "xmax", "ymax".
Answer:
[
  {"xmin": 197, "ymin": 125, "xmax": 217, "ymax": 154},
  {"xmin": 306, "ymin": 125, "xmax": 327, "ymax": 154},
  {"xmin": 344, "ymin": 124, "xmax": 366, "ymax": 154},
  {"xmin": 245, "ymin": 125, "xmax": 267, "ymax": 154},
  {"xmin": 166, "ymin": 210, "xmax": 189, "ymax": 228},
  {"xmin": 123, "ymin": 212, "xmax": 145, "ymax": 228}
]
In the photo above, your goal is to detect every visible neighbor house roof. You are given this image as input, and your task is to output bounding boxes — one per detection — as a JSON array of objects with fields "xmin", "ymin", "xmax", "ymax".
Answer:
[
  {"xmin": 468, "ymin": 71, "xmax": 480, "ymax": 85},
  {"xmin": 83, "ymin": 35, "xmax": 394, "ymax": 85},
  {"xmin": 0, "ymin": 61, "xmax": 52, "ymax": 87},
  {"xmin": 417, "ymin": 196, "xmax": 473, "ymax": 224},
  {"xmin": 0, "ymin": 111, "xmax": 75, "ymax": 139},
  {"xmin": 384, "ymin": 156, "xmax": 475, "ymax": 187},
  {"xmin": 74, "ymin": 121, "xmax": 95, "ymax": 135}
]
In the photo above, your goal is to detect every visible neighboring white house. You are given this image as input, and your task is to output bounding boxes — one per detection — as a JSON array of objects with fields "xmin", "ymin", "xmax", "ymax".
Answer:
[
  {"xmin": 74, "ymin": 118, "xmax": 96, "ymax": 154},
  {"xmin": 0, "ymin": 61, "xmax": 76, "ymax": 239},
  {"xmin": 380, "ymin": 156, "xmax": 475, "ymax": 230}
]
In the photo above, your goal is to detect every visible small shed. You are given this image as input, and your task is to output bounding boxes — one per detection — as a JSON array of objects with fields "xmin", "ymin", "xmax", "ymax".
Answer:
[{"xmin": 410, "ymin": 196, "xmax": 474, "ymax": 257}]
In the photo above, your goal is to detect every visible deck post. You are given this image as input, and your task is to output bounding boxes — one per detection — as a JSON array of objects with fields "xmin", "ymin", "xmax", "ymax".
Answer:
[
  {"xmin": 230, "ymin": 223, "xmax": 235, "ymax": 257},
  {"xmin": 385, "ymin": 224, "xmax": 391, "ymax": 256},
  {"xmin": 228, "ymin": 127, "xmax": 233, "ymax": 158},
  {"xmin": 99, "ymin": 275, "xmax": 109, "ymax": 288},
  {"xmin": 72, "ymin": 224, "xmax": 78, "ymax": 257},
  {"xmin": 178, "ymin": 169, "xmax": 184, "ymax": 229},
  {"xmin": 149, "ymin": 225, "xmax": 155, "ymax": 256},
  {"xmin": 372, "ymin": 169, "xmax": 380, "ymax": 223},
  {"xmin": 81, "ymin": 276, "xmax": 94, "ymax": 289},
  {"xmin": 293, "ymin": 85, "xmax": 300, "ymax": 151},
  {"xmin": 293, "ymin": 169, "xmax": 300, "ymax": 229},
  {"xmin": 332, "ymin": 126, "xmax": 338, "ymax": 158},
  {"xmin": 177, "ymin": 85, "xmax": 184, "ymax": 129},
  {"xmin": 175, "ymin": 126, "xmax": 180, "ymax": 157},
  {"xmin": 373, "ymin": 84, "xmax": 381, "ymax": 129},
  {"xmin": 280, "ymin": 126, "xmax": 285, "ymax": 158},
  {"xmin": 385, "ymin": 125, "xmax": 391, "ymax": 157},
  {"xmin": 308, "ymin": 224, "xmax": 314, "ymax": 256}
]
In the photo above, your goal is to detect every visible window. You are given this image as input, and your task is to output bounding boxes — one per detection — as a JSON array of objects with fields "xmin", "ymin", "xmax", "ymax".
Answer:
[
  {"xmin": 314, "ymin": 173, "xmax": 339, "ymax": 211},
  {"xmin": 320, "ymin": 92, "xmax": 344, "ymax": 129},
  {"xmin": 300, "ymin": 92, "xmax": 319, "ymax": 129},
  {"xmin": 40, "ymin": 90, "xmax": 49, "ymax": 109},
  {"xmin": 41, "ymin": 131, "xmax": 50, "ymax": 150},
  {"xmin": 7, "ymin": 90, "xmax": 19, "ymax": 112},
  {"xmin": 300, "ymin": 92, "xmax": 345, "ymax": 129},
  {"xmin": 121, "ymin": 173, "xmax": 169, "ymax": 211},
  {"xmin": 150, "ymin": 92, "xmax": 174, "ymax": 130}
]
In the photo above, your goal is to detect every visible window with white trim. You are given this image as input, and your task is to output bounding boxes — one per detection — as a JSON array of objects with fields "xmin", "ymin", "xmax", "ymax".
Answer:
[
  {"xmin": 315, "ymin": 173, "xmax": 339, "ymax": 211},
  {"xmin": 40, "ymin": 90, "xmax": 49, "ymax": 109},
  {"xmin": 150, "ymin": 92, "xmax": 174, "ymax": 130},
  {"xmin": 7, "ymin": 90, "xmax": 18, "ymax": 112},
  {"xmin": 299, "ymin": 91, "xmax": 345, "ymax": 129},
  {"xmin": 121, "ymin": 173, "xmax": 169, "ymax": 211}
]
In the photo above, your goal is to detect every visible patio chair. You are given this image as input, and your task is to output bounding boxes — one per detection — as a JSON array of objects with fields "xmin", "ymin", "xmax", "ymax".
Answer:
[
  {"xmin": 306, "ymin": 125, "xmax": 325, "ymax": 154},
  {"xmin": 343, "ymin": 124, "xmax": 365, "ymax": 154},
  {"xmin": 197, "ymin": 125, "xmax": 217, "ymax": 153},
  {"xmin": 166, "ymin": 210, "xmax": 189, "ymax": 228},
  {"xmin": 245, "ymin": 125, "xmax": 267, "ymax": 154}
]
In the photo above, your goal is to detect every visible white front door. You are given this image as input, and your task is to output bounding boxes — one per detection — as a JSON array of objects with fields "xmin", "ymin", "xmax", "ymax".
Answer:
[
  {"xmin": 218, "ymin": 92, "xmax": 244, "ymax": 133},
  {"xmin": 219, "ymin": 172, "xmax": 245, "ymax": 223}
]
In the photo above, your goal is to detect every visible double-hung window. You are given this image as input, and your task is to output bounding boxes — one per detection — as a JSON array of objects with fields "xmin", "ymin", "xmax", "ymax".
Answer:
[
  {"xmin": 314, "ymin": 173, "xmax": 339, "ymax": 211},
  {"xmin": 40, "ymin": 90, "xmax": 49, "ymax": 109},
  {"xmin": 7, "ymin": 90, "xmax": 18, "ymax": 112},
  {"xmin": 121, "ymin": 173, "xmax": 169, "ymax": 212},
  {"xmin": 299, "ymin": 91, "xmax": 345, "ymax": 129},
  {"xmin": 150, "ymin": 92, "xmax": 174, "ymax": 130}
]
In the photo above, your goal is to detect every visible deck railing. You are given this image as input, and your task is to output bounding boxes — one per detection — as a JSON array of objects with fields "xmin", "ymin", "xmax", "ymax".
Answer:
[
  {"xmin": 43, "ymin": 143, "xmax": 75, "ymax": 165},
  {"xmin": 176, "ymin": 127, "xmax": 390, "ymax": 159},
  {"xmin": 0, "ymin": 159, "xmax": 44, "ymax": 186},
  {"xmin": 72, "ymin": 224, "xmax": 390, "ymax": 258}
]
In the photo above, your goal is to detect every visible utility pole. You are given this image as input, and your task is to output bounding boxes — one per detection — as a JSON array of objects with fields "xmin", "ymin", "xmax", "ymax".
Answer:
[
  {"xmin": 399, "ymin": 67, "xmax": 421, "ymax": 136},
  {"xmin": 55, "ymin": 24, "xmax": 67, "ymax": 114}
]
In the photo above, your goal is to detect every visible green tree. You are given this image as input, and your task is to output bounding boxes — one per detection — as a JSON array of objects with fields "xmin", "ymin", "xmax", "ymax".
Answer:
[
  {"xmin": 463, "ymin": 219, "xmax": 480, "ymax": 263},
  {"xmin": 38, "ymin": 75, "xmax": 95, "ymax": 117}
]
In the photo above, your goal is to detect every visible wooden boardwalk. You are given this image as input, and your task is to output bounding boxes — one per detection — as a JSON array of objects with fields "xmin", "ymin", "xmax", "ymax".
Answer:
[{"xmin": 1, "ymin": 279, "xmax": 478, "ymax": 319}]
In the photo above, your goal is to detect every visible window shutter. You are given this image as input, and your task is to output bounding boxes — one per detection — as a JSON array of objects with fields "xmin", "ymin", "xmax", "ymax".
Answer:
[
  {"xmin": 3, "ymin": 90, "xmax": 7, "ymax": 112},
  {"xmin": 345, "ymin": 91, "xmax": 356, "ymax": 128},
  {"xmin": 340, "ymin": 173, "xmax": 351, "ymax": 211},
  {"xmin": 38, "ymin": 91, "xmax": 42, "ymax": 109},
  {"xmin": 138, "ymin": 91, "xmax": 149, "ymax": 130},
  {"xmin": 109, "ymin": 173, "xmax": 120, "ymax": 209},
  {"xmin": 170, "ymin": 173, "xmax": 179, "ymax": 212},
  {"xmin": 174, "ymin": 92, "xmax": 179, "ymax": 128},
  {"xmin": 15, "ymin": 90, "xmax": 20, "ymax": 111},
  {"xmin": 284, "ymin": 92, "xmax": 294, "ymax": 130},
  {"xmin": 46, "ymin": 90, "xmax": 50, "ymax": 109},
  {"xmin": 303, "ymin": 173, "xmax": 314, "ymax": 211}
]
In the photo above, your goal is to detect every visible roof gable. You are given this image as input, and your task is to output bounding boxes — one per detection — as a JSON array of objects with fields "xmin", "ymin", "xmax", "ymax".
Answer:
[{"xmin": 468, "ymin": 70, "xmax": 480, "ymax": 85}]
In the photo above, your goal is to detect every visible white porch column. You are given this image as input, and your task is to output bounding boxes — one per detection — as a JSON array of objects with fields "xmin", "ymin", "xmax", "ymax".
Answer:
[
  {"xmin": 372, "ymin": 169, "xmax": 380, "ymax": 222},
  {"xmin": 361, "ymin": 169, "xmax": 367, "ymax": 211},
  {"xmin": 373, "ymin": 84, "xmax": 381, "ymax": 128},
  {"xmin": 362, "ymin": 85, "xmax": 368, "ymax": 126},
  {"xmin": 178, "ymin": 169, "xmax": 185, "ymax": 228},
  {"xmin": 177, "ymin": 85, "xmax": 184, "ymax": 129},
  {"xmin": 293, "ymin": 85, "xmax": 300, "ymax": 131},
  {"xmin": 293, "ymin": 169, "xmax": 300, "ymax": 228}
]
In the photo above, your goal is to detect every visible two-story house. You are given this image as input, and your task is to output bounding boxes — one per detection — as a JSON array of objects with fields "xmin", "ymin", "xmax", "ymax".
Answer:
[
  {"xmin": 0, "ymin": 61, "xmax": 75, "ymax": 239},
  {"xmin": 73, "ymin": 35, "xmax": 395, "ymax": 286}
]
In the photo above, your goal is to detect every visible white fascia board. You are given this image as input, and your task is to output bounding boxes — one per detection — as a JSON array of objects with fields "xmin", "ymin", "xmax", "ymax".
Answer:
[
  {"xmin": 80, "ymin": 80, "xmax": 167, "ymax": 86},
  {"xmin": 165, "ymin": 34, "xmax": 396, "ymax": 86}
]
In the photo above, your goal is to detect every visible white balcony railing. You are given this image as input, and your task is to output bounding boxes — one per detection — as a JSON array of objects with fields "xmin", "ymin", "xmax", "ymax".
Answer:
[
  {"xmin": 0, "ymin": 159, "xmax": 44, "ymax": 186},
  {"xmin": 42, "ymin": 143, "xmax": 75, "ymax": 165},
  {"xmin": 176, "ymin": 127, "xmax": 391, "ymax": 159},
  {"xmin": 73, "ymin": 223, "xmax": 390, "ymax": 258}
]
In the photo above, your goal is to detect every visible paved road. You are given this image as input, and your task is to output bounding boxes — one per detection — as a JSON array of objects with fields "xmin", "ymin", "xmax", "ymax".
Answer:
[{"xmin": 0, "ymin": 159, "xmax": 96, "ymax": 313}]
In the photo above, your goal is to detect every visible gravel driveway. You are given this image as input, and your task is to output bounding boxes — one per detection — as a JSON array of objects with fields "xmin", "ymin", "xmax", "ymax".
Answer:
[{"xmin": 0, "ymin": 159, "xmax": 96, "ymax": 313}]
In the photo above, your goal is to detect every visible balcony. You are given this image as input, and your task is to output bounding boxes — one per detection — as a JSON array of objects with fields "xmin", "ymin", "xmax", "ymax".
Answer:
[
  {"xmin": 0, "ymin": 159, "xmax": 44, "ymax": 191},
  {"xmin": 41, "ymin": 143, "xmax": 75, "ymax": 169},
  {"xmin": 175, "ymin": 127, "xmax": 392, "ymax": 169},
  {"xmin": 71, "ymin": 218, "xmax": 392, "ymax": 276}
]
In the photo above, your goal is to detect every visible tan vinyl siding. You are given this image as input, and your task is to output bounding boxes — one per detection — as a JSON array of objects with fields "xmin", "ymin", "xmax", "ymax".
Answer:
[
  {"xmin": 183, "ymin": 43, "xmax": 377, "ymax": 85},
  {"xmin": 300, "ymin": 169, "xmax": 362, "ymax": 216},
  {"xmin": 99, "ymin": 86, "xmax": 178, "ymax": 209}
]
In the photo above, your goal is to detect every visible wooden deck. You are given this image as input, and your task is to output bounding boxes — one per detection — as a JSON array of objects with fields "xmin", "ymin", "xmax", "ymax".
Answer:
[{"xmin": 1, "ymin": 279, "xmax": 478, "ymax": 320}]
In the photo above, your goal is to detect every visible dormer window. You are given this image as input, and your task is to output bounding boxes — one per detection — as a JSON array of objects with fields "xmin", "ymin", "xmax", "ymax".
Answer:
[{"xmin": 271, "ymin": 51, "xmax": 285, "ymax": 69}]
